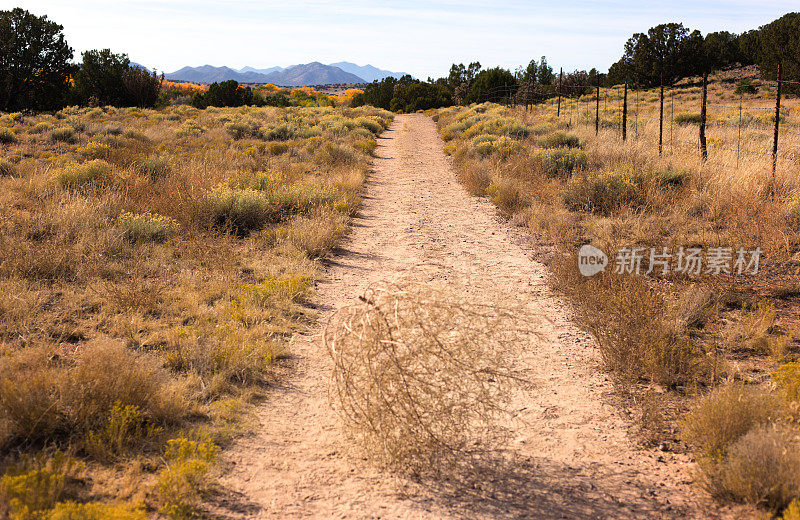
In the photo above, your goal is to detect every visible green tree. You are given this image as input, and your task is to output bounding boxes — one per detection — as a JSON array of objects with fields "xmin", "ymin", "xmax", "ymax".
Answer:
[
  {"xmin": 0, "ymin": 8, "xmax": 74, "ymax": 111},
  {"xmin": 390, "ymin": 77, "xmax": 452, "ymax": 112},
  {"xmin": 737, "ymin": 30, "xmax": 760, "ymax": 66},
  {"xmin": 518, "ymin": 59, "xmax": 538, "ymax": 84},
  {"xmin": 74, "ymin": 49, "xmax": 130, "ymax": 106},
  {"xmin": 620, "ymin": 23, "xmax": 705, "ymax": 87},
  {"xmin": 536, "ymin": 56, "xmax": 554, "ymax": 85},
  {"xmin": 352, "ymin": 76, "xmax": 397, "ymax": 110},
  {"xmin": 123, "ymin": 66, "xmax": 162, "ymax": 108},
  {"xmin": 467, "ymin": 67, "xmax": 517, "ymax": 104},
  {"xmin": 757, "ymin": 12, "xmax": 800, "ymax": 88},
  {"xmin": 202, "ymin": 80, "xmax": 254, "ymax": 107},
  {"xmin": 704, "ymin": 31, "xmax": 740, "ymax": 70}
]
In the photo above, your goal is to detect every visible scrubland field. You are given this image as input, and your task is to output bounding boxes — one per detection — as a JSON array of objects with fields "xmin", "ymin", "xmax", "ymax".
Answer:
[
  {"xmin": 435, "ymin": 71, "xmax": 800, "ymax": 515},
  {"xmin": 0, "ymin": 104, "xmax": 392, "ymax": 518}
]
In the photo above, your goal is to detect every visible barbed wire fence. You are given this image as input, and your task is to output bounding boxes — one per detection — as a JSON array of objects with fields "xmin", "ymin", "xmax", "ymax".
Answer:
[{"xmin": 480, "ymin": 67, "xmax": 800, "ymax": 178}]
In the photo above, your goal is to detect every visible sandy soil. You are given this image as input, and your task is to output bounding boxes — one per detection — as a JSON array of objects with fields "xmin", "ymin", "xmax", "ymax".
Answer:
[{"xmin": 213, "ymin": 114, "xmax": 737, "ymax": 519}]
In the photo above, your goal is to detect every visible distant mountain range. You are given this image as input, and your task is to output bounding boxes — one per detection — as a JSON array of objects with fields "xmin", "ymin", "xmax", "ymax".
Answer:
[
  {"xmin": 165, "ymin": 62, "xmax": 407, "ymax": 86},
  {"xmin": 329, "ymin": 62, "xmax": 407, "ymax": 82}
]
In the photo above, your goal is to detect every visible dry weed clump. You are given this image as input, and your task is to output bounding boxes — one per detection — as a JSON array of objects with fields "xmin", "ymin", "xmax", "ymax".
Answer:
[
  {"xmin": 325, "ymin": 282, "xmax": 530, "ymax": 472},
  {"xmin": 704, "ymin": 425, "xmax": 800, "ymax": 510}
]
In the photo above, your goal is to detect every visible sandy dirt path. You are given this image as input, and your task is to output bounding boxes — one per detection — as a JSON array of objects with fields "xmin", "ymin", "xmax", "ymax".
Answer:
[{"xmin": 214, "ymin": 114, "xmax": 722, "ymax": 519}]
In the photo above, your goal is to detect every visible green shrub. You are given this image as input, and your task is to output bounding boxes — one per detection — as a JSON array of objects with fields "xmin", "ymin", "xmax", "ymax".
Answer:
[
  {"xmin": 786, "ymin": 199, "xmax": 800, "ymax": 225},
  {"xmin": 537, "ymin": 131, "xmax": 581, "ymax": 149},
  {"xmin": 473, "ymin": 134, "xmax": 498, "ymax": 155},
  {"xmin": 207, "ymin": 187, "xmax": 272, "ymax": 233},
  {"xmin": 50, "ymin": 127, "xmax": 76, "ymax": 143},
  {"xmin": 681, "ymin": 383, "xmax": 784, "ymax": 459},
  {"xmin": 136, "ymin": 155, "xmax": 171, "ymax": 179},
  {"xmin": 76, "ymin": 141, "xmax": 111, "ymax": 160},
  {"xmin": 85, "ymin": 403, "xmax": 155, "ymax": 462},
  {"xmin": 101, "ymin": 124, "xmax": 123, "ymax": 136},
  {"xmin": 314, "ymin": 142, "xmax": 357, "ymax": 166},
  {"xmin": 0, "ymin": 159, "xmax": 15, "ymax": 177},
  {"xmin": 675, "ymin": 113, "xmax": 702, "ymax": 125},
  {"xmin": 735, "ymin": 78, "xmax": 760, "ymax": 95},
  {"xmin": 264, "ymin": 123, "xmax": 294, "ymax": 141},
  {"xmin": 563, "ymin": 169, "xmax": 647, "ymax": 215},
  {"xmin": 355, "ymin": 117, "xmax": 383, "ymax": 135},
  {"xmin": 176, "ymin": 119, "xmax": 204, "ymax": 137},
  {"xmin": 0, "ymin": 127, "xmax": 18, "ymax": 144},
  {"xmin": 225, "ymin": 119, "xmax": 260, "ymax": 140},
  {"xmin": 238, "ymin": 275, "xmax": 310, "ymax": 306},
  {"xmin": 117, "ymin": 212, "xmax": 179, "ymax": 243},
  {"xmin": 534, "ymin": 148, "xmax": 587, "ymax": 177},
  {"xmin": 55, "ymin": 160, "xmax": 113, "ymax": 189},
  {"xmin": 29, "ymin": 122, "xmax": 53, "ymax": 134},
  {"xmin": 657, "ymin": 167, "xmax": 692, "ymax": 186}
]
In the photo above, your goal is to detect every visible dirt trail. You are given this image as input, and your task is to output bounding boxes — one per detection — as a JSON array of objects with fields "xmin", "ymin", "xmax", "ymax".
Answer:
[{"xmin": 215, "ymin": 114, "xmax": 718, "ymax": 519}]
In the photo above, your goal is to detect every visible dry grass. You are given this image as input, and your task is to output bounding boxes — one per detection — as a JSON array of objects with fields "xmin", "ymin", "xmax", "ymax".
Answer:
[
  {"xmin": 680, "ymin": 383, "xmax": 786, "ymax": 459},
  {"xmin": 324, "ymin": 282, "xmax": 531, "ymax": 472},
  {"xmin": 0, "ymin": 102, "xmax": 393, "ymax": 514},
  {"xmin": 698, "ymin": 424, "xmax": 800, "ymax": 511},
  {"xmin": 436, "ymin": 70, "xmax": 800, "ymax": 513}
]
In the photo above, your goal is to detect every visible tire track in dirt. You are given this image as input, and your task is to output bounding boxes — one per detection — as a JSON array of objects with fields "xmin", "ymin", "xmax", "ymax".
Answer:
[{"xmin": 214, "ymin": 114, "xmax": 725, "ymax": 519}]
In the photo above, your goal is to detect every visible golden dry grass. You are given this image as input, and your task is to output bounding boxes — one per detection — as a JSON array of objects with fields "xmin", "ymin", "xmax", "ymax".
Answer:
[{"xmin": 0, "ymin": 102, "xmax": 392, "ymax": 517}]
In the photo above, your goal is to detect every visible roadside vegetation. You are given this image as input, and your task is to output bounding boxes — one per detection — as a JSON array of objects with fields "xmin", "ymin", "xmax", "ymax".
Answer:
[
  {"xmin": 0, "ymin": 103, "xmax": 392, "ymax": 518},
  {"xmin": 434, "ymin": 72, "xmax": 800, "ymax": 516}
]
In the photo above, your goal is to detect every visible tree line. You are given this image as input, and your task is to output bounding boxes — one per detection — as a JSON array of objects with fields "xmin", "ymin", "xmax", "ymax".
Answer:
[
  {"xmin": 353, "ymin": 12, "xmax": 800, "ymax": 113},
  {"xmin": 1, "ymin": 8, "xmax": 162, "ymax": 111}
]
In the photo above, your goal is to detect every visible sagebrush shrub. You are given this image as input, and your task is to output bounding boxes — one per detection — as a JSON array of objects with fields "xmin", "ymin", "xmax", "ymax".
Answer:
[
  {"xmin": 681, "ymin": 383, "xmax": 784, "ymax": 459},
  {"xmin": 50, "ymin": 126, "xmax": 76, "ymax": 143},
  {"xmin": 0, "ymin": 127, "xmax": 18, "ymax": 144},
  {"xmin": 0, "ymin": 159, "xmax": 15, "ymax": 177},
  {"xmin": 772, "ymin": 362, "xmax": 800, "ymax": 401},
  {"xmin": 534, "ymin": 148, "xmax": 587, "ymax": 177},
  {"xmin": 0, "ymin": 452, "xmax": 83, "ymax": 518},
  {"xmin": 136, "ymin": 155, "xmax": 171, "ymax": 179},
  {"xmin": 29, "ymin": 122, "xmax": 53, "ymax": 134},
  {"xmin": 538, "ymin": 131, "xmax": 581, "ymax": 149},
  {"xmin": 47, "ymin": 501, "xmax": 147, "ymax": 520},
  {"xmin": 117, "ymin": 212, "xmax": 179, "ymax": 243},
  {"xmin": 675, "ymin": 112, "xmax": 703, "ymax": 125},
  {"xmin": 563, "ymin": 169, "xmax": 647, "ymax": 215},
  {"xmin": 55, "ymin": 159, "xmax": 113, "ymax": 188},
  {"xmin": 700, "ymin": 425, "xmax": 800, "ymax": 511},
  {"xmin": 264, "ymin": 123, "xmax": 294, "ymax": 141},
  {"xmin": 77, "ymin": 141, "xmax": 111, "ymax": 160},
  {"xmin": 657, "ymin": 166, "xmax": 692, "ymax": 186},
  {"xmin": 207, "ymin": 186, "xmax": 272, "ymax": 233}
]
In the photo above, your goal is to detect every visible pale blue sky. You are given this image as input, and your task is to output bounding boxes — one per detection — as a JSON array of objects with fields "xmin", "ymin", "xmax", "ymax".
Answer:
[{"xmin": 5, "ymin": 1, "xmax": 796, "ymax": 78}]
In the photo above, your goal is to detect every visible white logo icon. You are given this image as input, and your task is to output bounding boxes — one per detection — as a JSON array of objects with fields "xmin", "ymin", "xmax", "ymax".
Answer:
[{"xmin": 578, "ymin": 244, "xmax": 607, "ymax": 276}]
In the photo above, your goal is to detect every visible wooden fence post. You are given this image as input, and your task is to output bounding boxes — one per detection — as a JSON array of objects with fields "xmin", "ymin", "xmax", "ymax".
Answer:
[
  {"xmin": 557, "ymin": 68, "xmax": 563, "ymax": 117},
  {"xmin": 659, "ymin": 72, "xmax": 664, "ymax": 156},
  {"xmin": 622, "ymin": 81, "xmax": 628, "ymax": 141},
  {"xmin": 595, "ymin": 77, "xmax": 600, "ymax": 135},
  {"xmin": 700, "ymin": 72, "xmax": 708, "ymax": 161},
  {"xmin": 773, "ymin": 62, "xmax": 782, "ymax": 180}
]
